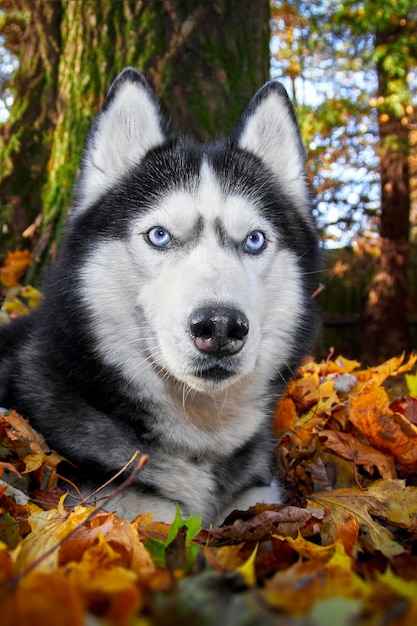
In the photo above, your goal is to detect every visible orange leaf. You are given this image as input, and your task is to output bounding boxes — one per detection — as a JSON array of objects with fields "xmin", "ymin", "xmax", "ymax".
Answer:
[
  {"xmin": 0, "ymin": 249, "xmax": 32, "ymax": 288},
  {"xmin": 65, "ymin": 537, "xmax": 143, "ymax": 622},
  {"xmin": 278, "ymin": 532, "xmax": 335, "ymax": 562},
  {"xmin": 349, "ymin": 382, "xmax": 417, "ymax": 469},
  {"xmin": 0, "ymin": 571, "xmax": 84, "ymax": 626},
  {"xmin": 59, "ymin": 511, "xmax": 155, "ymax": 575},
  {"xmin": 134, "ymin": 511, "xmax": 172, "ymax": 543},
  {"xmin": 333, "ymin": 515, "xmax": 359, "ymax": 556},
  {"xmin": 274, "ymin": 396, "xmax": 297, "ymax": 435}
]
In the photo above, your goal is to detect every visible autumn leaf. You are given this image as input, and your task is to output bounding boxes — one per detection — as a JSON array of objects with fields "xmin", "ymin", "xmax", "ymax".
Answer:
[
  {"xmin": 1, "ymin": 284, "xmax": 42, "ymax": 320},
  {"xmin": 308, "ymin": 479, "xmax": 417, "ymax": 558},
  {"xmin": 0, "ymin": 571, "xmax": 85, "ymax": 626},
  {"xmin": 355, "ymin": 352, "xmax": 417, "ymax": 387},
  {"xmin": 14, "ymin": 498, "xmax": 96, "ymax": 572},
  {"xmin": 349, "ymin": 382, "xmax": 417, "ymax": 470},
  {"xmin": 0, "ymin": 410, "xmax": 64, "ymax": 477},
  {"xmin": 63, "ymin": 537, "xmax": 144, "ymax": 623},
  {"xmin": 263, "ymin": 542, "xmax": 368, "ymax": 616},
  {"xmin": 276, "ymin": 532, "xmax": 336, "ymax": 563},
  {"xmin": 405, "ymin": 372, "xmax": 417, "ymax": 397},
  {"xmin": 0, "ymin": 249, "xmax": 32, "ymax": 288},
  {"xmin": 319, "ymin": 429, "xmax": 397, "ymax": 479},
  {"xmin": 235, "ymin": 543, "xmax": 258, "ymax": 585},
  {"xmin": 2, "ymin": 352, "xmax": 417, "ymax": 624}
]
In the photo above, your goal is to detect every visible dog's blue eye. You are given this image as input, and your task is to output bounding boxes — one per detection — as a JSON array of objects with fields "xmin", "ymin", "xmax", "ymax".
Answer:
[
  {"xmin": 244, "ymin": 230, "xmax": 265, "ymax": 254},
  {"xmin": 147, "ymin": 226, "xmax": 172, "ymax": 248}
]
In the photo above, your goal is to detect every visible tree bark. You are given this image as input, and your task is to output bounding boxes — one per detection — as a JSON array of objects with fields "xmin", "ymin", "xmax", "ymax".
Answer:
[{"xmin": 363, "ymin": 27, "xmax": 412, "ymax": 360}]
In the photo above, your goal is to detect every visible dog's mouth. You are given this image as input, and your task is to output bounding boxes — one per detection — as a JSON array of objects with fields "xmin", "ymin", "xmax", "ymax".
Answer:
[
  {"xmin": 195, "ymin": 361, "xmax": 237, "ymax": 382},
  {"xmin": 189, "ymin": 354, "xmax": 242, "ymax": 387}
]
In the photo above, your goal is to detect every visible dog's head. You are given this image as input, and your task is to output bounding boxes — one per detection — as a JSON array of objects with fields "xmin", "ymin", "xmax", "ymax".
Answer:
[{"xmin": 66, "ymin": 69, "xmax": 319, "ymax": 395}]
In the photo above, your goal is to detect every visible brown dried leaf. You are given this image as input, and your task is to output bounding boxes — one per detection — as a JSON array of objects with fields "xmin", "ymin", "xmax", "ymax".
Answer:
[
  {"xmin": 319, "ymin": 429, "xmax": 397, "ymax": 479},
  {"xmin": 199, "ymin": 505, "xmax": 326, "ymax": 546}
]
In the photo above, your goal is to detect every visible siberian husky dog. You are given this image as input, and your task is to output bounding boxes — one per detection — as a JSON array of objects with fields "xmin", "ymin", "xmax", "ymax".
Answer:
[{"xmin": 0, "ymin": 68, "xmax": 320, "ymax": 525}]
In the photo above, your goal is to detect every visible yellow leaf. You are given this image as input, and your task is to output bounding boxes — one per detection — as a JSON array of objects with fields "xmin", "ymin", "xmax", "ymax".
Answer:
[
  {"xmin": 356, "ymin": 353, "xmax": 417, "ymax": 387},
  {"xmin": 3, "ymin": 300, "xmax": 28, "ymax": 316},
  {"xmin": 264, "ymin": 543, "xmax": 367, "ymax": 615},
  {"xmin": 405, "ymin": 373, "xmax": 417, "ymax": 397},
  {"xmin": 15, "ymin": 500, "xmax": 96, "ymax": 572},
  {"xmin": 334, "ymin": 355, "xmax": 362, "ymax": 372},
  {"xmin": 236, "ymin": 543, "xmax": 258, "ymax": 586},
  {"xmin": 279, "ymin": 533, "xmax": 335, "ymax": 562},
  {"xmin": 377, "ymin": 567, "xmax": 417, "ymax": 601}
]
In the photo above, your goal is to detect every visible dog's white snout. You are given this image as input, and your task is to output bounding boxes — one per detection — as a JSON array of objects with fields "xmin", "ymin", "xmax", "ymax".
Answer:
[{"xmin": 189, "ymin": 305, "xmax": 249, "ymax": 356}]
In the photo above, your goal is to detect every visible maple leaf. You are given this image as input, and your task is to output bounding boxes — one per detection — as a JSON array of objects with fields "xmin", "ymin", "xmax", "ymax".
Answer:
[
  {"xmin": 308, "ymin": 479, "xmax": 417, "ymax": 558},
  {"xmin": 64, "ymin": 537, "xmax": 143, "ymax": 623},
  {"xmin": 319, "ymin": 429, "xmax": 397, "ymax": 479},
  {"xmin": 349, "ymin": 382, "xmax": 417, "ymax": 470}
]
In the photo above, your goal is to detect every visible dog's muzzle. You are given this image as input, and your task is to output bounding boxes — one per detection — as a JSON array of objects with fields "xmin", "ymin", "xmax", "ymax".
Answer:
[{"xmin": 189, "ymin": 305, "xmax": 249, "ymax": 357}]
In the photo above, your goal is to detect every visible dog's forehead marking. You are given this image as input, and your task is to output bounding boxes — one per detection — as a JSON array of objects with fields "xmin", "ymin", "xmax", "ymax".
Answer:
[{"xmin": 135, "ymin": 160, "xmax": 271, "ymax": 240}]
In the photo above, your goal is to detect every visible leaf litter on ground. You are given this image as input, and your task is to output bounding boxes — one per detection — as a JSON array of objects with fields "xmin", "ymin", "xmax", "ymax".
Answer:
[{"xmin": 1, "ymin": 351, "xmax": 417, "ymax": 624}]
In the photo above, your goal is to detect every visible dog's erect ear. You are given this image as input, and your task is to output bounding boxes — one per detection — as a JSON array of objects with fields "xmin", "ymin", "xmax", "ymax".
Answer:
[
  {"xmin": 236, "ymin": 81, "xmax": 310, "ymax": 216},
  {"xmin": 74, "ymin": 68, "xmax": 167, "ymax": 215}
]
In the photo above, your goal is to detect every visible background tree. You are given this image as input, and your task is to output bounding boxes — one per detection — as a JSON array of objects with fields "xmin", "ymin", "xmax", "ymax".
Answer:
[
  {"xmin": 348, "ymin": 2, "xmax": 416, "ymax": 359},
  {"xmin": 0, "ymin": 0, "xmax": 270, "ymax": 273},
  {"xmin": 271, "ymin": 0, "xmax": 417, "ymax": 360}
]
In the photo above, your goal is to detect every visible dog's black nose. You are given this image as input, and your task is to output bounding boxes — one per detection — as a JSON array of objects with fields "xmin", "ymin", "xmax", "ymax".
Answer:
[{"xmin": 189, "ymin": 306, "xmax": 249, "ymax": 356}]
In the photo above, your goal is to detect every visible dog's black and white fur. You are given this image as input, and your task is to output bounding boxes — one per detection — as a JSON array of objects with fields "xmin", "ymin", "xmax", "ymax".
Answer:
[{"xmin": 0, "ymin": 69, "xmax": 320, "ymax": 524}]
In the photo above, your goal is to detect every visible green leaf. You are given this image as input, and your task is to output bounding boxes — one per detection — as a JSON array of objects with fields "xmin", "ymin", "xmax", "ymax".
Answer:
[
  {"xmin": 146, "ymin": 504, "xmax": 202, "ymax": 569},
  {"xmin": 166, "ymin": 503, "xmax": 202, "ymax": 546},
  {"xmin": 145, "ymin": 537, "xmax": 167, "ymax": 566}
]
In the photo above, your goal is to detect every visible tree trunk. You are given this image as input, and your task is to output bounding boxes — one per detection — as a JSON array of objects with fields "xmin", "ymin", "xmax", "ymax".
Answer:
[
  {"xmin": 149, "ymin": 1, "xmax": 271, "ymax": 139},
  {"xmin": 363, "ymin": 29, "xmax": 412, "ymax": 360},
  {"xmin": 1, "ymin": 0, "xmax": 270, "ymax": 278}
]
